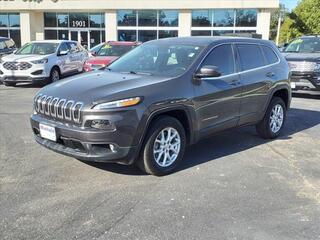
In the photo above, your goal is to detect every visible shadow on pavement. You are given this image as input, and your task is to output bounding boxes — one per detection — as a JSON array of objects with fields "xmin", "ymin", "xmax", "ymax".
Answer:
[{"xmin": 81, "ymin": 107, "xmax": 320, "ymax": 176}]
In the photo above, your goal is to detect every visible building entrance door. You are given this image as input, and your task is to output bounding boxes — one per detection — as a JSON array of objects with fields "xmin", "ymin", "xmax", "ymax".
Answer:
[{"xmin": 70, "ymin": 30, "xmax": 89, "ymax": 49}]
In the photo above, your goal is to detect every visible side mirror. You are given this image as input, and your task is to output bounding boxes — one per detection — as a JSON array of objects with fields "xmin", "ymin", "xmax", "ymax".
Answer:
[
  {"xmin": 194, "ymin": 65, "xmax": 222, "ymax": 79},
  {"xmin": 58, "ymin": 50, "xmax": 69, "ymax": 56},
  {"xmin": 91, "ymin": 51, "xmax": 97, "ymax": 56}
]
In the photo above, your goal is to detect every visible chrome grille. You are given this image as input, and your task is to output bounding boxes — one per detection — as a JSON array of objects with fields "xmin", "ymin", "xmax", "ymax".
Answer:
[
  {"xmin": 34, "ymin": 94, "xmax": 83, "ymax": 124},
  {"xmin": 288, "ymin": 61, "xmax": 316, "ymax": 72},
  {"xmin": 3, "ymin": 61, "xmax": 32, "ymax": 70}
]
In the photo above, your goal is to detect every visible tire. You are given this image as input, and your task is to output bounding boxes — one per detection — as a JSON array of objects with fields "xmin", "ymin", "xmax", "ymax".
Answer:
[
  {"xmin": 256, "ymin": 97, "xmax": 287, "ymax": 139},
  {"xmin": 137, "ymin": 116, "xmax": 186, "ymax": 176},
  {"xmin": 4, "ymin": 82, "xmax": 16, "ymax": 87},
  {"xmin": 49, "ymin": 67, "xmax": 60, "ymax": 83}
]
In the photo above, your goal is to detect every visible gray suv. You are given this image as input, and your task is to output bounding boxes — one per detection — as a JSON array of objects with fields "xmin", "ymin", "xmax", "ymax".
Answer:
[{"xmin": 31, "ymin": 37, "xmax": 291, "ymax": 176}]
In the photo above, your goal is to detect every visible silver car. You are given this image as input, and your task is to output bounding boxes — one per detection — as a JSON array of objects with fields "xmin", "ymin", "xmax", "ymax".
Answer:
[{"xmin": 0, "ymin": 40, "xmax": 89, "ymax": 86}]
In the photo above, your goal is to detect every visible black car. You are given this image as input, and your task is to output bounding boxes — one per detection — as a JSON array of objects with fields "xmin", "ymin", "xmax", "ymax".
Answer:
[
  {"xmin": 30, "ymin": 37, "xmax": 291, "ymax": 176},
  {"xmin": 283, "ymin": 35, "xmax": 320, "ymax": 91},
  {"xmin": 0, "ymin": 37, "xmax": 16, "ymax": 56}
]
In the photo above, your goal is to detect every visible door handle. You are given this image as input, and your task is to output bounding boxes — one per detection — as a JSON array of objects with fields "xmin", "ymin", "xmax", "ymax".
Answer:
[
  {"xmin": 229, "ymin": 79, "xmax": 240, "ymax": 86},
  {"xmin": 266, "ymin": 72, "xmax": 275, "ymax": 78}
]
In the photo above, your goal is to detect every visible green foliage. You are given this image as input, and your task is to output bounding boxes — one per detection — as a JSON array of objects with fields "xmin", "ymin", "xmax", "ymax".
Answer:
[{"xmin": 280, "ymin": 0, "xmax": 320, "ymax": 44}]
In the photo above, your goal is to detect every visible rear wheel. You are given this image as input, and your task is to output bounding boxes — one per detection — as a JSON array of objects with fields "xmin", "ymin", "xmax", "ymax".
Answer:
[
  {"xmin": 137, "ymin": 116, "xmax": 186, "ymax": 176},
  {"xmin": 256, "ymin": 97, "xmax": 287, "ymax": 139}
]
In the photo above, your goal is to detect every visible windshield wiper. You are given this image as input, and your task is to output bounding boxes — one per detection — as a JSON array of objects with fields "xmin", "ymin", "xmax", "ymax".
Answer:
[{"xmin": 121, "ymin": 71, "xmax": 152, "ymax": 76}]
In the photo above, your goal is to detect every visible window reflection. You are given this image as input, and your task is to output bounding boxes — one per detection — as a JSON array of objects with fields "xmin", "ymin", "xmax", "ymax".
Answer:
[
  {"xmin": 138, "ymin": 10, "xmax": 157, "ymax": 26},
  {"xmin": 159, "ymin": 10, "xmax": 178, "ymax": 26},
  {"xmin": 57, "ymin": 13, "xmax": 68, "ymax": 27},
  {"xmin": 235, "ymin": 9, "xmax": 257, "ymax": 27},
  {"xmin": 117, "ymin": 10, "xmax": 137, "ymax": 26},
  {"xmin": 118, "ymin": 30, "xmax": 137, "ymax": 41},
  {"xmin": 192, "ymin": 10, "xmax": 212, "ymax": 27},
  {"xmin": 213, "ymin": 9, "xmax": 234, "ymax": 27}
]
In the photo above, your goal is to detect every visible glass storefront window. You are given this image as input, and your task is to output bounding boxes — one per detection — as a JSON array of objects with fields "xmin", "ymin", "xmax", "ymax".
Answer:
[
  {"xmin": 9, "ymin": 13, "xmax": 20, "ymax": 27},
  {"xmin": 10, "ymin": 30, "xmax": 21, "ymax": 47},
  {"xmin": 58, "ymin": 30, "xmax": 68, "ymax": 40},
  {"xmin": 90, "ymin": 13, "xmax": 102, "ymax": 28},
  {"xmin": 117, "ymin": 10, "xmax": 137, "ymax": 26},
  {"xmin": 44, "ymin": 12, "xmax": 57, "ymax": 27},
  {"xmin": 214, "ymin": 30, "xmax": 234, "ymax": 36},
  {"xmin": 192, "ymin": 10, "xmax": 212, "ymax": 27},
  {"xmin": 235, "ymin": 9, "xmax": 257, "ymax": 27},
  {"xmin": 213, "ymin": 9, "xmax": 234, "ymax": 27},
  {"xmin": 118, "ymin": 30, "xmax": 137, "ymax": 41},
  {"xmin": 0, "ymin": 14, "xmax": 9, "ymax": 27},
  {"xmin": 45, "ymin": 30, "xmax": 58, "ymax": 40},
  {"xmin": 69, "ymin": 13, "xmax": 89, "ymax": 28},
  {"xmin": 191, "ymin": 30, "xmax": 211, "ymax": 36},
  {"xmin": 159, "ymin": 10, "xmax": 178, "ymax": 27},
  {"xmin": 0, "ymin": 29, "xmax": 9, "ymax": 37},
  {"xmin": 57, "ymin": 13, "xmax": 68, "ymax": 27},
  {"xmin": 138, "ymin": 10, "xmax": 157, "ymax": 26},
  {"xmin": 90, "ymin": 30, "xmax": 101, "ymax": 47},
  {"xmin": 138, "ymin": 30, "xmax": 157, "ymax": 42},
  {"xmin": 159, "ymin": 30, "xmax": 178, "ymax": 39}
]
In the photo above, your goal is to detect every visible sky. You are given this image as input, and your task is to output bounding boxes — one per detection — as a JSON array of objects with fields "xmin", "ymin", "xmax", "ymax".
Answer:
[{"xmin": 281, "ymin": 0, "xmax": 300, "ymax": 11}]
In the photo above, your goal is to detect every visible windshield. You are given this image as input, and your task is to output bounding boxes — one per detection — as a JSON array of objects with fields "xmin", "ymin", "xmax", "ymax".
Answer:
[
  {"xmin": 285, "ymin": 38, "xmax": 320, "ymax": 53},
  {"xmin": 97, "ymin": 44, "xmax": 135, "ymax": 56},
  {"xmin": 16, "ymin": 42, "xmax": 59, "ymax": 55},
  {"xmin": 108, "ymin": 42, "xmax": 204, "ymax": 77}
]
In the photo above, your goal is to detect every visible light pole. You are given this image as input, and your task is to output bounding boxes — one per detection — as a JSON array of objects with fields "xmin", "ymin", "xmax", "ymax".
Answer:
[{"xmin": 276, "ymin": 5, "xmax": 286, "ymax": 46}]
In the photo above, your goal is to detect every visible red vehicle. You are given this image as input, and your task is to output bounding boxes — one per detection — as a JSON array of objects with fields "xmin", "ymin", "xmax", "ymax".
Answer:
[{"xmin": 84, "ymin": 41, "xmax": 140, "ymax": 72}]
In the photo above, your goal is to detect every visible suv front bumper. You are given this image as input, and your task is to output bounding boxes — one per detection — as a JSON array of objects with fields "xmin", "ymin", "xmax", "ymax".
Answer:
[
  {"xmin": 290, "ymin": 71, "xmax": 320, "ymax": 90},
  {"xmin": 0, "ymin": 64, "xmax": 50, "ymax": 84},
  {"xmin": 30, "ymin": 114, "xmax": 139, "ymax": 165}
]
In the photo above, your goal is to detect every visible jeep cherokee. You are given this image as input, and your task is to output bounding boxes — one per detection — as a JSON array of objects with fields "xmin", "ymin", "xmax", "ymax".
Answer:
[
  {"xmin": 30, "ymin": 37, "xmax": 291, "ymax": 176},
  {"xmin": 283, "ymin": 35, "xmax": 320, "ymax": 91}
]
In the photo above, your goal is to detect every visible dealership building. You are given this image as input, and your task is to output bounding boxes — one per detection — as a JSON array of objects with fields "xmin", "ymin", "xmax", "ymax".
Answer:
[{"xmin": 0, "ymin": 0, "xmax": 279, "ymax": 48}]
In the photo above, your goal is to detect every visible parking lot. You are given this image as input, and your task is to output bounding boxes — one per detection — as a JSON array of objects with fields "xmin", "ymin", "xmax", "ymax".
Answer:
[{"xmin": 0, "ymin": 85, "xmax": 320, "ymax": 240}]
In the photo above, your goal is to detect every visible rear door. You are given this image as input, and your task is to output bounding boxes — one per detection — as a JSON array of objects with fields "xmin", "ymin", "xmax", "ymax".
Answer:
[
  {"xmin": 236, "ymin": 43, "xmax": 276, "ymax": 125},
  {"xmin": 194, "ymin": 44, "xmax": 242, "ymax": 136}
]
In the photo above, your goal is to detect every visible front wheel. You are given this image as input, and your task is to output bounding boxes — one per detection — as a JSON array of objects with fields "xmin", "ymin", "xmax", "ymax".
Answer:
[
  {"xmin": 4, "ymin": 82, "xmax": 16, "ymax": 87},
  {"xmin": 256, "ymin": 97, "xmax": 287, "ymax": 139},
  {"xmin": 138, "ymin": 116, "xmax": 186, "ymax": 176},
  {"xmin": 49, "ymin": 67, "xmax": 60, "ymax": 83}
]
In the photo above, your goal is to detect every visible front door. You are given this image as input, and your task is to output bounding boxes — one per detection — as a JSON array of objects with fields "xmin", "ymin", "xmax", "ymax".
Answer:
[{"xmin": 193, "ymin": 44, "xmax": 242, "ymax": 137}]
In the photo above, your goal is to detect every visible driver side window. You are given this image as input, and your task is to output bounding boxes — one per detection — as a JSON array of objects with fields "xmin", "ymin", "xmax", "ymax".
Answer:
[
  {"xmin": 58, "ymin": 42, "xmax": 69, "ymax": 54},
  {"xmin": 201, "ymin": 44, "xmax": 235, "ymax": 76}
]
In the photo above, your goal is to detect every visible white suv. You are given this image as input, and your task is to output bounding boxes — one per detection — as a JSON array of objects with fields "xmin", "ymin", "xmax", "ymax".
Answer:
[{"xmin": 0, "ymin": 40, "xmax": 89, "ymax": 86}]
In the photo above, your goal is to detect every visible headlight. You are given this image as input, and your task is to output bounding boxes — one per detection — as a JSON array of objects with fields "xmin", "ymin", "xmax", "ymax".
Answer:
[
  {"xmin": 31, "ymin": 58, "xmax": 48, "ymax": 64},
  {"xmin": 315, "ymin": 63, "xmax": 320, "ymax": 72},
  {"xmin": 92, "ymin": 97, "xmax": 142, "ymax": 110}
]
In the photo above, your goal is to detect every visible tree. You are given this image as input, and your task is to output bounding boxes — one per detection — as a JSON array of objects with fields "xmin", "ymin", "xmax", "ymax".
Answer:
[{"xmin": 279, "ymin": 0, "xmax": 320, "ymax": 44}]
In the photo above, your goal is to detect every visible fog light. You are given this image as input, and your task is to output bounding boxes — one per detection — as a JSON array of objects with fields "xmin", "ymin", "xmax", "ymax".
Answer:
[{"xmin": 90, "ymin": 120, "xmax": 115, "ymax": 130}]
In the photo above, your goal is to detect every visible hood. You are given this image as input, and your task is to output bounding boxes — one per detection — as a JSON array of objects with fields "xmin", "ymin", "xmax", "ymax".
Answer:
[
  {"xmin": 86, "ymin": 56, "xmax": 119, "ymax": 65},
  {"xmin": 2, "ymin": 53, "xmax": 52, "ymax": 62},
  {"xmin": 38, "ymin": 71, "xmax": 167, "ymax": 106},
  {"xmin": 282, "ymin": 52, "xmax": 320, "ymax": 62}
]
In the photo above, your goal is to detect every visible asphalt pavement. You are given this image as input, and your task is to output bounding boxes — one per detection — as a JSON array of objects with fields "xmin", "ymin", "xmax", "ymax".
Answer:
[{"xmin": 1, "ymin": 85, "xmax": 320, "ymax": 240}]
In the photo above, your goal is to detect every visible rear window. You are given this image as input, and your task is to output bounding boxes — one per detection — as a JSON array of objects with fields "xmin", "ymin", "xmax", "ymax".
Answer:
[
  {"xmin": 237, "ymin": 44, "xmax": 265, "ymax": 71},
  {"xmin": 97, "ymin": 44, "xmax": 135, "ymax": 57},
  {"xmin": 261, "ymin": 45, "xmax": 278, "ymax": 64}
]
